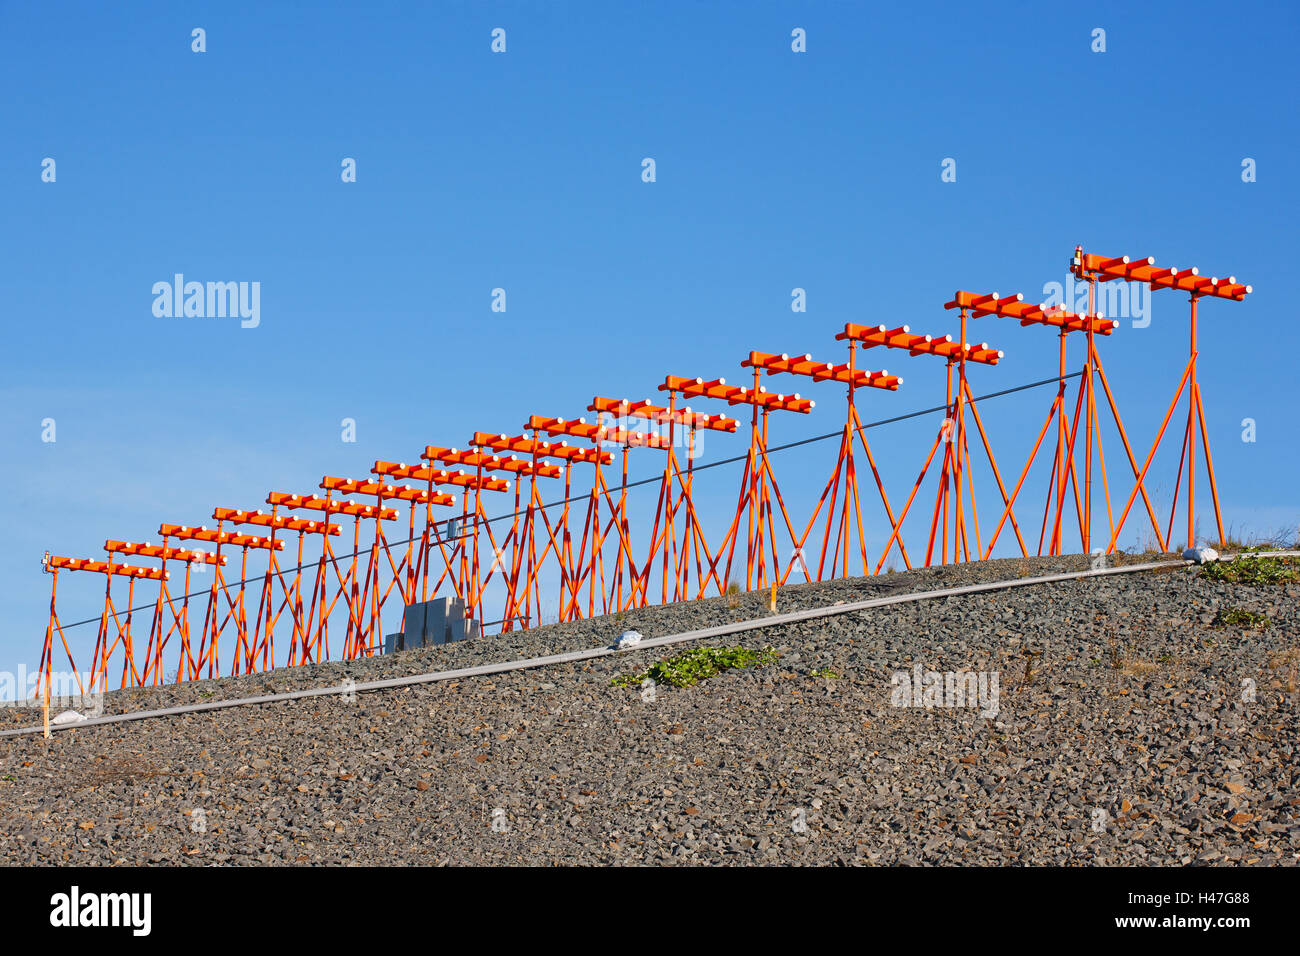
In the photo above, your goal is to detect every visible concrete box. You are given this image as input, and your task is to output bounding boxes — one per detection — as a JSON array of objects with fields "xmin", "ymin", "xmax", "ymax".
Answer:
[
  {"xmin": 448, "ymin": 615, "xmax": 481, "ymax": 642},
  {"xmin": 402, "ymin": 603, "xmax": 427, "ymax": 650},
  {"xmin": 446, "ymin": 596, "xmax": 480, "ymax": 642},
  {"xmin": 425, "ymin": 596, "xmax": 452, "ymax": 645}
]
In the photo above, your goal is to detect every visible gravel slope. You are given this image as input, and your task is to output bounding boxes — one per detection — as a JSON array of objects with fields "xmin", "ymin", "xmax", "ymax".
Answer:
[{"xmin": 1, "ymin": 554, "xmax": 1296, "ymax": 866}]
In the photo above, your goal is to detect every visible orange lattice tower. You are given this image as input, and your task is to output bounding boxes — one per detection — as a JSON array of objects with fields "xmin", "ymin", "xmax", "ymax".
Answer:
[
  {"xmin": 527, "ymin": 414, "xmax": 670, "ymax": 614},
  {"xmin": 660, "ymin": 372, "xmax": 814, "ymax": 592},
  {"xmin": 211, "ymin": 508, "xmax": 342, "ymax": 671},
  {"xmin": 105, "ymin": 538, "xmax": 226, "ymax": 685},
  {"xmin": 838, "ymin": 322, "xmax": 1005, "ymax": 570},
  {"xmin": 1069, "ymin": 247, "xmax": 1250, "ymax": 552},
  {"xmin": 945, "ymin": 290, "xmax": 1122, "ymax": 558},
  {"xmin": 588, "ymin": 397, "xmax": 737, "ymax": 605},
  {"xmin": 421, "ymin": 447, "xmax": 558, "ymax": 626},
  {"xmin": 472, "ymin": 431, "xmax": 612, "ymax": 626},
  {"xmin": 318, "ymin": 477, "xmax": 456, "ymax": 656},
  {"xmin": 744, "ymin": 349, "xmax": 902, "ymax": 581},
  {"xmin": 260, "ymin": 495, "xmax": 395, "ymax": 665},
  {"xmin": 39, "ymin": 551, "xmax": 169, "ymax": 703},
  {"xmin": 160, "ymin": 522, "xmax": 285, "ymax": 676},
  {"xmin": 372, "ymin": 460, "xmax": 510, "ymax": 613}
]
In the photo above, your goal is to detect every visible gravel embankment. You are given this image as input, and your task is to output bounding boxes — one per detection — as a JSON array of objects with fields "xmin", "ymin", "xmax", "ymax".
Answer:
[{"xmin": 1, "ymin": 553, "xmax": 1296, "ymax": 865}]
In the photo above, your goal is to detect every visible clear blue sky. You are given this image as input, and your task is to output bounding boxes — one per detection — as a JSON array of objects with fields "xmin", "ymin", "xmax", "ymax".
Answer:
[{"xmin": 2, "ymin": 1, "xmax": 1296, "ymax": 692}]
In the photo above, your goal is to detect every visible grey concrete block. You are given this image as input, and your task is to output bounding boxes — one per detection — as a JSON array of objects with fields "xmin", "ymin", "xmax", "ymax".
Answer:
[
  {"xmin": 448, "ymin": 607, "xmax": 481, "ymax": 643},
  {"xmin": 398, "ymin": 596, "xmax": 463, "ymax": 648},
  {"xmin": 425, "ymin": 596, "xmax": 452, "ymax": 645},
  {"xmin": 402, "ymin": 603, "xmax": 427, "ymax": 650},
  {"xmin": 443, "ymin": 596, "xmax": 465, "ymax": 642}
]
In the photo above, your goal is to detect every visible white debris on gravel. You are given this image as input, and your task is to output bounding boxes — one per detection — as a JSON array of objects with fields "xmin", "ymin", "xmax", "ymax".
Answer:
[
  {"xmin": 614, "ymin": 630, "xmax": 643, "ymax": 649},
  {"xmin": 49, "ymin": 711, "xmax": 86, "ymax": 725},
  {"xmin": 1182, "ymin": 547, "xmax": 1219, "ymax": 564}
]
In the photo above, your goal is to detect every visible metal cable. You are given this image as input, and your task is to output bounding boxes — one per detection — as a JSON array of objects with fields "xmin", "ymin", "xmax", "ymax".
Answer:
[
  {"xmin": 47, "ymin": 371, "xmax": 1078, "ymax": 631},
  {"xmin": 4, "ymin": 554, "xmax": 1197, "ymax": 739}
]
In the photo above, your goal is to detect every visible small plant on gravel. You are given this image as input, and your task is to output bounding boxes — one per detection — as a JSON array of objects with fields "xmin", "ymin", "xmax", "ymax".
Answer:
[
  {"xmin": 1212, "ymin": 606, "xmax": 1271, "ymax": 630},
  {"xmin": 1220, "ymin": 523, "xmax": 1298, "ymax": 552},
  {"xmin": 1201, "ymin": 555, "xmax": 1299, "ymax": 586},
  {"xmin": 725, "ymin": 581, "xmax": 741, "ymax": 610},
  {"xmin": 809, "ymin": 667, "xmax": 840, "ymax": 679},
  {"xmin": 1106, "ymin": 637, "xmax": 1123, "ymax": 671},
  {"xmin": 611, "ymin": 645, "xmax": 779, "ymax": 688},
  {"xmin": 1267, "ymin": 647, "xmax": 1299, "ymax": 693},
  {"xmin": 1107, "ymin": 637, "xmax": 1159, "ymax": 677},
  {"xmin": 1017, "ymin": 646, "xmax": 1043, "ymax": 688}
]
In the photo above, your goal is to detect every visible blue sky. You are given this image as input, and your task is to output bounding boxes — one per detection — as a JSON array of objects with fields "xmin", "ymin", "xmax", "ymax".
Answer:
[{"xmin": 2, "ymin": 0, "xmax": 1296, "ymax": 691}]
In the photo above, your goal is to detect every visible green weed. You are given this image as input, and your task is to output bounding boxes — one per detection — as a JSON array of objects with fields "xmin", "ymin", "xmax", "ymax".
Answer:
[{"xmin": 612, "ymin": 645, "xmax": 779, "ymax": 689}]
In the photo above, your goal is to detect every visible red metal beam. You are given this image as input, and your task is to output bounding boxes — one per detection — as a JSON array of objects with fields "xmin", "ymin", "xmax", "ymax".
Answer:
[
  {"xmin": 372, "ymin": 460, "xmax": 511, "ymax": 492},
  {"xmin": 159, "ymin": 524, "xmax": 288, "ymax": 549},
  {"xmin": 587, "ymin": 397, "xmax": 740, "ymax": 432},
  {"xmin": 264, "ymin": 494, "xmax": 399, "ymax": 522},
  {"xmin": 659, "ymin": 376, "xmax": 815, "ymax": 412},
  {"xmin": 472, "ymin": 432, "xmax": 613, "ymax": 465},
  {"xmin": 320, "ymin": 475, "xmax": 456, "ymax": 507},
  {"xmin": 945, "ymin": 291, "xmax": 1117, "ymax": 335},
  {"xmin": 47, "ymin": 555, "xmax": 169, "ymax": 579},
  {"xmin": 105, "ymin": 540, "xmax": 227, "ymax": 565},
  {"xmin": 422, "ymin": 446, "xmax": 563, "ymax": 478},
  {"xmin": 1076, "ymin": 252, "xmax": 1251, "ymax": 300},
  {"xmin": 837, "ymin": 324, "xmax": 1003, "ymax": 365},
  {"xmin": 212, "ymin": 508, "xmax": 343, "ymax": 536},
  {"xmin": 525, "ymin": 416, "xmax": 672, "ymax": 449},
  {"xmin": 743, "ymin": 351, "xmax": 903, "ymax": 390}
]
